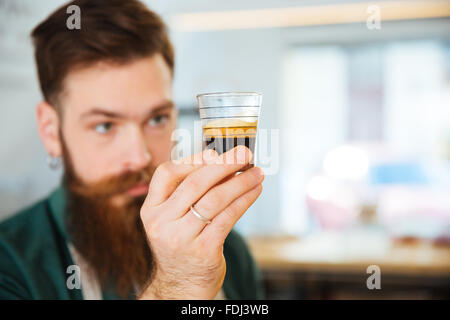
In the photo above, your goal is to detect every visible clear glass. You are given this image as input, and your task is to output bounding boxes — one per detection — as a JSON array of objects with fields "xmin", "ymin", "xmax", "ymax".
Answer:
[{"xmin": 196, "ymin": 92, "xmax": 262, "ymax": 171}]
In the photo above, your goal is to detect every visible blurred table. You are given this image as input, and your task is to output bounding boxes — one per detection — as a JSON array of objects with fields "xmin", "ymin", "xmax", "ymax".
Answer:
[{"xmin": 247, "ymin": 230, "xmax": 450, "ymax": 299}]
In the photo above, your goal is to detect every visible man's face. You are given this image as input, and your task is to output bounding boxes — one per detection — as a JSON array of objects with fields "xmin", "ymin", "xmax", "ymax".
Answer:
[{"xmin": 60, "ymin": 54, "xmax": 175, "ymax": 194}]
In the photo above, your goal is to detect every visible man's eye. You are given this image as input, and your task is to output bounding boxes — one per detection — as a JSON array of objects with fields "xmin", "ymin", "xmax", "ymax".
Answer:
[
  {"xmin": 94, "ymin": 122, "xmax": 114, "ymax": 134},
  {"xmin": 148, "ymin": 115, "xmax": 169, "ymax": 127}
]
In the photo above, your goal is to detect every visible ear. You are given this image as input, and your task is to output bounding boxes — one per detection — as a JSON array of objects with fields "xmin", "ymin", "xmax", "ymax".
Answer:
[{"xmin": 36, "ymin": 101, "xmax": 62, "ymax": 157}]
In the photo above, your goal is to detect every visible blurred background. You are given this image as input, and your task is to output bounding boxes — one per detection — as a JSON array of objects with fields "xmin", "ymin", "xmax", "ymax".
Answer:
[{"xmin": 1, "ymin": 0, "xmax": 449, "ymax": 299}]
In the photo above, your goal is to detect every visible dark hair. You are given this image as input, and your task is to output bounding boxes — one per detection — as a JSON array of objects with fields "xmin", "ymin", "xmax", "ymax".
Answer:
[{"xmin": 31, "ymin": 0, "xmax": 174, "ymax": 111}]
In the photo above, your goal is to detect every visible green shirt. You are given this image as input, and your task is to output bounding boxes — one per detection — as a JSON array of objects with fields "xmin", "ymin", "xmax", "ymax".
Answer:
[{"xmin": 0, "ymin": 186, "xmax": 263, "ymax": 300}]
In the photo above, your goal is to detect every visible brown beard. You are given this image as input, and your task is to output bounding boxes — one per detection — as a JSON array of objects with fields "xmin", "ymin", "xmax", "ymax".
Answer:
[{"xmin": 61, "ymin": 136, "xmax": 156, "ymax": 299}]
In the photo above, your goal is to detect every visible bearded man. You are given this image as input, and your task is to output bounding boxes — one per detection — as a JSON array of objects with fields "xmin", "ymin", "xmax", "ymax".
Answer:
[{"xmin": 0, "ymin": 0, "xmax": 264, "ymax": 300}]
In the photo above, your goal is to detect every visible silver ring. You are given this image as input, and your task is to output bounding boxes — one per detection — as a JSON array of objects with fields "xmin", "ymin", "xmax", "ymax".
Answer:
[{"xmin": 190, "ymin": 205, "xmax": 212, "ymax": 224}]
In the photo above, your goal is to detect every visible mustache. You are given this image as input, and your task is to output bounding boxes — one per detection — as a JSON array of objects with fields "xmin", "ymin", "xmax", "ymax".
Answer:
[{"xmin": 67, "ymin": 165, "xmax": 155, "ymax": 199}]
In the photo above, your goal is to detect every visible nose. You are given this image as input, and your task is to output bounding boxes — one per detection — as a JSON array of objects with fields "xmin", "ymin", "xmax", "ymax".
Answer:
[{"xmin": 122, "ymin": 126, "xmax": 151, "ymax": 171}]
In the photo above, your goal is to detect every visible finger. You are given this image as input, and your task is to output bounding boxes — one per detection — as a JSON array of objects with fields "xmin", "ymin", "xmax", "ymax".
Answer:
[
  {"xmin": 146, "ymin": 149, "xmax": 218, "ymax": 207},
  {"xmin": 199, "ymin": 183, "xmax": 263, "ymax": 246},
  {"xmin": 179, "ymin": 166, "xmax": 264, "ymax": 238},
  {"xmin": 164, "ymin": 145, "xmax": 252, "ymax": 219}
]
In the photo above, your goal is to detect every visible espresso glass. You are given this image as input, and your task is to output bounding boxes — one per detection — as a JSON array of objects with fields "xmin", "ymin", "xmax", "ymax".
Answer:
[{"xmin": 196, "ymin": 92, "xmax": 262, "ymax": 171}]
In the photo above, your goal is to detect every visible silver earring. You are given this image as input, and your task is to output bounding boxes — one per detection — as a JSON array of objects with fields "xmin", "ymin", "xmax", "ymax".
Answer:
[{"xmin": 46, "ymin": 155, "xmax": 62, "ymax": 170}]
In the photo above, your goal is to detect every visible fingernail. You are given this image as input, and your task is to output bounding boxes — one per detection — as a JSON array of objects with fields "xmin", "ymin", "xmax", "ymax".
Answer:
[{"xmin": 236, "ymin": 146, "xmax": 248, "ymax": 163}]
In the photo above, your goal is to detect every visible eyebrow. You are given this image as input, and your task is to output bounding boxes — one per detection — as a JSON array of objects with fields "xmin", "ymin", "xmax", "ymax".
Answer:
[{"xmin": 81, "ymin": 100, "xmax": 175, "ymax": 121}]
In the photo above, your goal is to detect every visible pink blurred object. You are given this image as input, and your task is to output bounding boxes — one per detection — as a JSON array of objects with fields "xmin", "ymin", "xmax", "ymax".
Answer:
[
  {"xmin": 305, "ymin": 175, "xmax": 359, "ymax": 229},
  {"xmin": 306, "ymin": 196, "xmax": 358, "ymax": 229}
]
